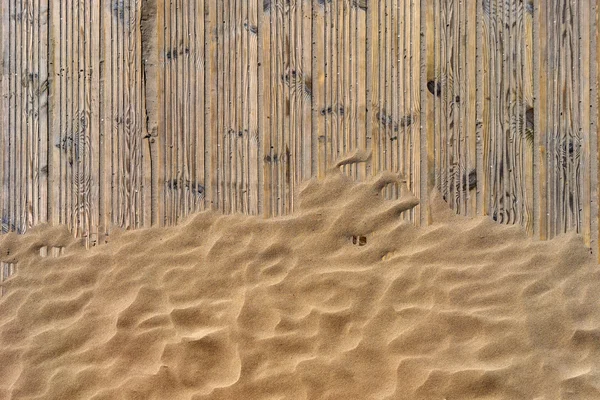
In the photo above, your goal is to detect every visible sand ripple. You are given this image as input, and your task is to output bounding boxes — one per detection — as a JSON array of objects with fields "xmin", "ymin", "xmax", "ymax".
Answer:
[{"xmin": 0, "ymin": 170, "xmax": 599, "ymax": 399}]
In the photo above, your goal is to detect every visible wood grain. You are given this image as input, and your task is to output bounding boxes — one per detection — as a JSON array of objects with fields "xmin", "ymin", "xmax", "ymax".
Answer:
[{"xmin": 0, "ymin": 0, "xmax": 599, "ymax": 256}]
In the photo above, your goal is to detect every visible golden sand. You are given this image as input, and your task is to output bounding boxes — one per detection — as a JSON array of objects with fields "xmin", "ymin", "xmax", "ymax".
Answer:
[{"xmin": 0, "ymin": 169, "xmax": 598, "ymax": 399}]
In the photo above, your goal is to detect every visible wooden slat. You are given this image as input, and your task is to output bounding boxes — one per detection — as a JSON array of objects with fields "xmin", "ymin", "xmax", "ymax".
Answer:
[
  {"xmin": 157, "ymin": 0, "xmax": 165, "ymax": 223},
  {"xmin": 590, "ymin": 0, "xmax": 599, "ymax": 255},
  {"xmin": 475, "ymin": 0, "xmax": 484, "ymax": 216},
  {"xmin": 418, "ymin": 0, "xmax": 427, "ymax": 225},
  {"xmin": 18, "ymin": 0, "xmax": 25, "ymax": 232},
  {"xmin": 205, "ymin": 0, "xmax": 215, "ymax": 212},
  {"xmin": 39, "ymin": 0, "xmax": 48, "ymax": 225},
  {"xmin": 0, "ymin": 0, "xmax": 7, "ymax": 230},
  {"xmin": 364, "ymin": 0, "xmax": 373, "ymax": 177},
  {"xmin": 194, "ymin": 0, "xmax": 202, "ymax": 213}
]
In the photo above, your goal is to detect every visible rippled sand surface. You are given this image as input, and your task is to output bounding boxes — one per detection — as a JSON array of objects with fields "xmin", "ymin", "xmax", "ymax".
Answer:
[{"xmin": 0, "ymin": 168, "xmax": 599, "ymax": 399}]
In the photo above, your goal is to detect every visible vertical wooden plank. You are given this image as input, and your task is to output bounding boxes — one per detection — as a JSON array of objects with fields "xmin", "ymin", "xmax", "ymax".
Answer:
[
  {"xmin": 31, "ymin": 0, "xmax": 39, "ymax": 228},
  {"xmin": 537, "ymin": 0, "xmax": 547, "ymax": 239},
  {"xmin": 409, "ymin": 0, "xmax": 416, "ymax": 221},
  {"xmin": 57, "ymin": 0, "xmax": 65, "ymax": 226},
  {"xmin": 126, "ymin": 0, "xmax": 134, "ymax": 228},
  {"xmin": 182, "ymin": 0, "xmax": 190, "ymax": 218},
  {"xmin": 492, "ymin": 0, "xmax": 500, "ymax": 221},
  {"xmin": 167, "ymin": 0, "xmax": 175, "ymax": 222},
  {"xmin": 90, "ymin": 0, "xmax": 101, "ymax": 244},
  {"xmin": 235, "ymin": 0, "xmax": 242, "ymax": 214},
  {"xmin": 373, "ymin": 0, "xmax": 381, "ymax": 176},
  {"xmin": 451, "ymin": 0, "xmax": 459, "ymax": 214},
  {"xmin": 310, "ymin": 0, "xmax": 317, "ymax": 179},
  {"xmin": 154, "ymin": 0, "xmax": 162, "ymax": 224},
  {"xmin": 139, "ymin": 0, "xmax": 151, "ymax": 227},
  {"xmin": 506, "ymin": 0, "xmax": 515, "ymax": 225},
  {"xmin": 432, "ymin": 0, "xmax": 438, "ymax": 194},
  {"xmin": 220, "ymin": 0, "xmax": 228, "ymax": 213},
  {"xmin": 186, "ymin": 0, "xmax": 192, "ymax": 218},
  {"xmin": 170, "ymin": 0, "xmax": 177, "ymax": 223},
  {"xmin": 257, "ymin": 0, "xmax": 264, "ymax": 215},
  {"xmin": 283, "ymin": 0, "xmax": 290, "ymax": 214},
  {"xmin": 193, "ymin": 0, "xmax": 201, "ymax": 213},
  {"xmin": 475, "ymin": 0, "xmax": 484, "ymax": 216},
  {"xmin": 18, "ymin": 0, "xmax": 25, "ymax": 232},
  {"xmin": 244, "ymin": 0, "xmax": 250, "ymax": 214},
  {"xmin": 355, "ymin": 1, "xmax": 366, "ymax": 181},
  {"xmin": 228, "ymin": 0, "xmax": 236, "ymax": 214},
  {"xmin": 10, "ymin": 0, "xmax": 17, "ymax": 231},
  {"xmin": 72, "ymin": 0, "xmax": 78, "ymax": 233},
  {"xmin": 214, "ymin": 0, "xmax": 221, "ymax": 213},
  {"xmin": 245, "ymin": 0, "xmax": 251, "ymax": 214},
  {"xmin": 556, "ymin": 0, "xmax": 564, "ymax": 233},
  {"xmin": 292, "ymin": 0, "xmax": 299, "ymax": 209},
  {"xmin": 579, "ymin": 0, "xmax": 591, "ymax": 246},
  {"xmin": 205, "ymin": 0, "xmax": 214, "ymax": 213},
  {"xmin": 323, "ymin": 0, "xmax": 329, "ymax": 176},
  {"xmin": 135, "ymin": 0, "xmax": 143, "ymax": 228},
  {"xmin": 76, "ymin": 0, "xmax": 84, "ymax": 237},
  {"xmin": 590, "ymin": 0, "xmax": 599, "ymax": 255},
  {"xmin": 419, "ymin": 0, "xmax": 427, "ymax": 224},
  {"xmin": 0, "ymin": 0, "xmax": 7, "ymax": 230},
  {"xmin": 25, "ymin": 0, "xmax": 33, "ymax": 231},
  {"xmin": 390, "ymin": 0, "xmax": 397, "ymax": 190},
  {"xmin": 383, "ymin": 0, "xmax": 391, "ymax": 194},
  {"xmin": 215, "ymin": 0, "xmax": 223, "ymax": 212},
  {"xmin": 272, "ymin": 0, "xmax": 280, "ymax": 214},
  {"xmin": 315, "ymin": 0, "xmax": 325, "ymax": 179},
  {"xmin": 164, "ymin": 0, "xmax": 171, "ymax": 222},
  {"xmin": 14, "ymin": 0, "xmax": 20, "ymax": 231},
  {"xmin": 364, "ymin": 0, "xmax": 373, "ymax": 177},
  {"xmin": 262, "ymin": 0, "xmax": 272, "ymax": 216},
  {"xmin": 114, "ymin": 0, "xmax": 121, "ymax": 227},
  {"xmin": 61, "ymin": 0, "xmax": 67, "ymax": 229},
  {"xmin": 192, "ymin": 0, "xmax": 199, "ymax": 213},
  {"xmin": 402, "ymin": 0, "xmax": 409, "ymax": 212},
  {"xmin": 573, "ymin": 0, "xmax": 581, "ymax": 233},
  {"xmin": 99, "ymin": 0, "xmax": 110, "ymax": 236},
  {"xmin": 334, "ymin": 0, "xmax": 341, "ymax": 168},
  {"xmin": 159, "ymin": 0, "xmax": 167, "ymax": 222},
  {"xmin": 345, "ymin": 0, "xmax": 353, "ymax": 178},
  {"xmin": 546, "ymin": 0, "xmax": 555, "ymax": 237},
  {"xmin": 6, "ymin": 0, "xmax": 13, "ymax": 232},
  {"xmin": 39, "ymin": 0, "xmax": 48, "ymax": 225},
  {"xmin": 111, "ymin": 0, "xmax": 119, "ymax": 228},
  {"xmin": 301, "ymin": 0, "xmax": 310, "ymax": 182},
  {"xmin": 462, "ymin": 0, "xmax": 470, "ymax": 216},
  {"xmin": 248, "ymin": 0, "xmax": 258, "ymax": 214},
  {"xmin": 221, "ymin": 3, "xmax": 232, "ymax": 213}
]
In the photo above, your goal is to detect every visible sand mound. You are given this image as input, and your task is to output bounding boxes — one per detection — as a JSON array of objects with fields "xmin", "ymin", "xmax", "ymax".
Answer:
[{"xmin": 0, "ymin": 169, "xmax": 599, "ymax": 399}]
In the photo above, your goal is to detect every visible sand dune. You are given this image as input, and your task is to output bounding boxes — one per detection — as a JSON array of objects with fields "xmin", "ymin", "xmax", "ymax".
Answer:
[{"xmin": 0, "ymin": 169, "xmax": 599, "ymax": 399}]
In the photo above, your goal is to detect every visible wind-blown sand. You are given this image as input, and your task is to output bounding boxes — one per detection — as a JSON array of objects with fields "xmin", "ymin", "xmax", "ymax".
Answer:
[{"xmin": 0, "ymin": 169, "xmax": 599, "ymax": 399}]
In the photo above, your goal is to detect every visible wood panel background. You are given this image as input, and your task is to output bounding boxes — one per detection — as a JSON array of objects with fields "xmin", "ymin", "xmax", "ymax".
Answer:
[{"xmin": 0, "ymin": 0, "xmax": 599, "ymax": 252}]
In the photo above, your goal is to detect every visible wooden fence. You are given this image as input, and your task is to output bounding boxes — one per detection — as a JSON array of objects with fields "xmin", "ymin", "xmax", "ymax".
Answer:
[{"xmin": 0, "ymin": 0, "xmax": 598, "ymax": 252}]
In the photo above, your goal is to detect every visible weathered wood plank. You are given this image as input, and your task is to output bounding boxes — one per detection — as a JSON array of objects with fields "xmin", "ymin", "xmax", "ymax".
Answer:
[
  {"xmin": 39, "ymin": 0, "xmax": 48, "ymax": 225},
  {"xmin": 418, "ymin": 0, "xmax": 427, "ymax": 224},
  {"xmin": 475, "ymin": 0, "xmax": 484, "ymax": 216},
  {"xmin": 0, "ymin": 0, "xmax": 7, "ymax": 230},
  {"xmin": 590, "ymin": 0, "xmax": 599, "ymax": 255},
  {"xmin": 315, "ymin": 0, "xmax": 326, "ymax": 179},
  {"xmin": 90, "ymin": 0, "xmax": 101, "ymax": 244}
]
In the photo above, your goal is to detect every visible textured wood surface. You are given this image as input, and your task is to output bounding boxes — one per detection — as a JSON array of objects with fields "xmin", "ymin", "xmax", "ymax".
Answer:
[{"xmin": 0, "ymin": 0, "xmax": 599, "ymax": 253}]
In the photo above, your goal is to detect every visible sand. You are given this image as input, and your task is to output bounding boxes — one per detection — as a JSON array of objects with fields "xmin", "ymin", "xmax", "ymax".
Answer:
[{"xmin": 0, "ymin": 168, "xmax": 599, "ymax": 399}]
